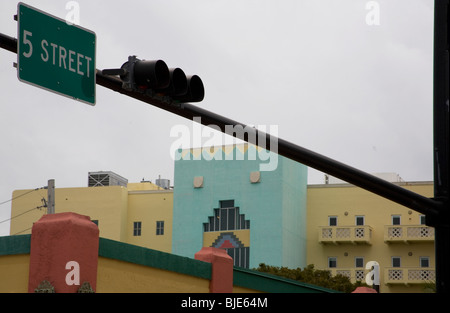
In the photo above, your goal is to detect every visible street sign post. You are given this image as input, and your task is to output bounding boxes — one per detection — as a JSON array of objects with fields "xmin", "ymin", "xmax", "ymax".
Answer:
[{"xmin": 17, "ymin": 2, "xmax": 96, "ymax": 105}]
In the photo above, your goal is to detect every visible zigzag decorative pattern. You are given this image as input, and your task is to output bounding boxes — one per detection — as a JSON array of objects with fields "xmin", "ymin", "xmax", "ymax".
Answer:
[{"xmin": 211, "ymin": 232, "xmax": 245, "ymax": 249}]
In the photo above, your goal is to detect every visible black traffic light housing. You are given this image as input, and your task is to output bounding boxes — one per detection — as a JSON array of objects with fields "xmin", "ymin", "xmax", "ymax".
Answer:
[{"xmin": 102, "ymin": 55, "xmax": 204, "ymax": 103}]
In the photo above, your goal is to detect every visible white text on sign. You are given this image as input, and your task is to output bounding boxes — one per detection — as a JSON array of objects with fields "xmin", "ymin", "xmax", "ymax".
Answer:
[{"xmin": 21, "ymin": 30, "xmax": 93, "ymax": 78}]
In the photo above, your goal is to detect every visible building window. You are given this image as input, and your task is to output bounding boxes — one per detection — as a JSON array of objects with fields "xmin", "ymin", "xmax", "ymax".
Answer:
[
  {"xmin": 355, "ymin": 216, "xmax": 365, "ymax": 226},
  {"xmin": 133, "ymin": 221, "xmax": 142, "ymax": 236},
  {"xmin": 392, "ymin": 215, "xmax": 401, "ymax": 225},
  {"xmin": 328, "ymin": 216, "xmax": 337, "ymax": 226},
  {"xmin": 227, "ymin": 247, "xmax": 250, "ymax": 268},
  {"xmin": 328, "ymin": 257, "xmax": 337, "ymax": 268},
  {"xmin": 392, "ymin": 257, "xmax": 401, "ymax": 268},
  {"xmin": 355, "ymin": 257, "xmax": 365, "ymax": 281},
  {"xmin": 205, "ymin": 201, "xmax": 251, "ymax": 268},
  {"xmin": 220, "ymin": 200, "xmax": 235, "ymax": 208},
  {"xmin": 420, "ymin": 257, "xmax": 430, "ymax": 268},
  {"xmin": 156, "ymin": 221, "xmax": 164, "ymax": 235},
  {"xmin": 203, "ymin": 200, "xmax": 250, "ymax": 232},
  {"xmin": 420, "ymin": 215, "xmax": 426, "ymax": 225},
  {"xmin": 355, "ymin": 257, "xmax": 364, "ymax": 268}
]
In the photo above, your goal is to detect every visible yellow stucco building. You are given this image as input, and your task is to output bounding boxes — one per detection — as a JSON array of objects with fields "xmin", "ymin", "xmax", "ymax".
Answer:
[
  {"xmin": 307, "ymin": 178, "xmax": 434, "ymax": 293},
  {"xmin": 10, "ymin": 174, "xmax": 173, "ymax": 253}
]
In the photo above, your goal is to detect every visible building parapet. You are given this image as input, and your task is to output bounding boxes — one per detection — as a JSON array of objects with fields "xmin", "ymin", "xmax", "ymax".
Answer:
[{"xmin": 0, "ymin": 217, "xmax": 337, "ymax": 293}]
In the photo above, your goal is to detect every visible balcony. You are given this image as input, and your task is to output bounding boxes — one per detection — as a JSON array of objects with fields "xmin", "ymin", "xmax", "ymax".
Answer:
[
  {"xmin": 329, "ymin": 268, "xmax": 366, "ymax": 283},
  {"xmin": 384, "ymin": 267, "xmax": 435, "ymax": 285},
  {"xmin": 328, "ymin": 267, "xmax": 435, "ymax": 285},
  {"xmin": 319, "ymin": 225, "xmax": 372, "ymax": 245},
  {"xmin": 384, "ymin": 225, "xmax": 434, "ymax": 244}
]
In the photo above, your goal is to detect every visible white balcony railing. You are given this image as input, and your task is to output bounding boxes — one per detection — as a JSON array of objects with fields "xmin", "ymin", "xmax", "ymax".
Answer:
[
  {"xmin": 329, "ymin": 268, "xmax": 366, "ymax": 283},
  {"xmin": 327, "ymin": 267, "xmax": 435, "ymax": 285},
  {"xmin": 384, "ymin": 225, "xmax": 434, "ymax": 243},
  {"xmin": 319, "ymin": 225, "xmax": 372, "ymax": 245},
  {"xmin": 384, "ymin": 267, "xmax": 435, "ymax": 285}
]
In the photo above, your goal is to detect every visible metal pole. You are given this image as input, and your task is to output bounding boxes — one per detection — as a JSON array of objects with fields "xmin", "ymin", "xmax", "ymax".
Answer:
[
  {"xmin": 0, "ymin": 32, "xmax": 16, "ymax": 54},
  {"xmin": 47, "ymin": 179, "xmax": 55, "ymax": 214},
  {"xmin": 432, "ymin": 0, "xmax": 449, "ymax": 293}
]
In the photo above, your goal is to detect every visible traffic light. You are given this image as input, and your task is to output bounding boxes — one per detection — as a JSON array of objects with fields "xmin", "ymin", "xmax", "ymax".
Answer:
[{"xmin": 102, "ymin": 56, "xmax": 204, "ymax": 103}]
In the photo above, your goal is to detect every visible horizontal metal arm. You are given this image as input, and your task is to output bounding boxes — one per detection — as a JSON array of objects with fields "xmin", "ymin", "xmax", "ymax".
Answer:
[
  {"xmin": 94, "ymin": 71, "xmax": 444, "ymax": 218},
  {"xmin": 0, "ymin": 32, "xmax": 17, "ymax": 54},
  {"xmin": 101, "ymin": 68, "xmax": 127, "ymax": 76}
]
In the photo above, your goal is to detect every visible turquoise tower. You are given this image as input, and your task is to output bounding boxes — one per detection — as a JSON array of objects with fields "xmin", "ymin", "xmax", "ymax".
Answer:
[{"xmin": 172, "ymin": 144, "xmax": 308, "ymax": 269}]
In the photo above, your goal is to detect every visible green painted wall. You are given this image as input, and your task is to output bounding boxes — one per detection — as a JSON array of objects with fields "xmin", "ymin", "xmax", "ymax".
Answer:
[{"xmin": 172, "ymin": 145, "xmax": 308, "ymax": 269}]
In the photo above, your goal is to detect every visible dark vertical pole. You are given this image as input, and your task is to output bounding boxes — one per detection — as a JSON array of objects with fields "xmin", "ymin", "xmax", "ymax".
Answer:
[{"xmin": 432, "ymin": 0, "xmax": 449, "ymax": 293}]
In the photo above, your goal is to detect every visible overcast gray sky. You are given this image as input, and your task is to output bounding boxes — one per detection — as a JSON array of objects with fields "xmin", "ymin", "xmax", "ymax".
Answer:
[{"xmin": 0, "ymin": 0, "xmax": 435, "ymax": 235}]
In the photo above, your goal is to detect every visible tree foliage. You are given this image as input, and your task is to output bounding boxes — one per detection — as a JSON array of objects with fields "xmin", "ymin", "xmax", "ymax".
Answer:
[{"xmin": 254, "ymin": 263, "xmax": 367, "ymax": 293}]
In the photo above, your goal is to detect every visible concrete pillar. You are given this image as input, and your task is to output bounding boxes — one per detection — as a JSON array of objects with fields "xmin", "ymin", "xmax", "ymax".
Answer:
[
  {"xmin": 195, "ymin": 247, "xmax": 233, "ymax": 293},
  {"xmin": 28, "ymin": 212, "xmax": 99, "ymax": 293}
]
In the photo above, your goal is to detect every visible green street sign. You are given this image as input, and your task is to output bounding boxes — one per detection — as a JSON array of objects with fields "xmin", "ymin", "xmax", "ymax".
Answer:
[{"xmin": 17, "ymin": 2, "xmax": 96, "ymax": 105}]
